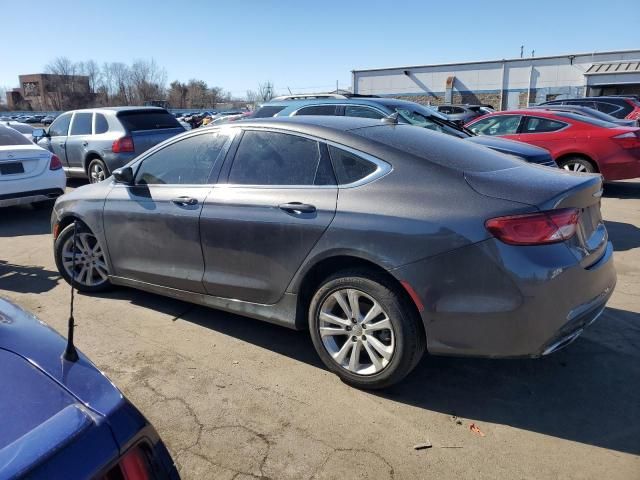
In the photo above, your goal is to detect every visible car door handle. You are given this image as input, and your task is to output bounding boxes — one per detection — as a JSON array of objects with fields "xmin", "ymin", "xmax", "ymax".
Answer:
[
  {"xmin": 171, "ymin": 196, "xmax": 198, "ymax": 206},
  {"xmin": 58, "ymin": 142, "xmax": 65, "ymax": 148},
  {"xmin": 279, "ymin": 202, "xmax": 316, "ymax": 214},
  {"xmin": 82, "ymin": 141, "xmax": 88, "ymax": 147}
]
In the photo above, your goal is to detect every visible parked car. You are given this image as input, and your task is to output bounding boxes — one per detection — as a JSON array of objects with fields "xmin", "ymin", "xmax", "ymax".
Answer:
[
  {"xmin": 0, "ymin": 121, "xmax": 36, "ymax": 142},
  {"xmin": 435, "ymin": 104, "xmax": 494, "ymax": 124},
  {"xmin": 0, "ymin": 124, "xmax": 65, "ymax": 208},
  {"xmin": 41, "ymin": 114, "xmax": 57, "ymax": 125},
  {"xmin": 23, "ymin": 115, "xmax": 45, "ymax": 124},
  {"xmin": 539, "ymin": 96, "xmax": 640, "ymax": 121},
  {"xmin": 0, "ymin": 297, "xmax": 179, "ymax": 479},
  {"xmin": 254, "ymin": 96, "xmax": 556, "ymax": 166},
  {"xmin": 465, "ymin": 109, "xmax": 640, "ymax": 180},
  {"xmin": 33, "ymin": 107, "xmax": 185, "ymax": 183},
  {"xmin": 529, "ymin": 104, "xmax": 638, "ymax": 127},
  {"xmin": 51, "ymin": 116, "xmax": 615, "ymax": 389}
]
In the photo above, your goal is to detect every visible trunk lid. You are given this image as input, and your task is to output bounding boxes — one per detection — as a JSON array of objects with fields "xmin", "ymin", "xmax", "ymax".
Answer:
[
  {"xmin": 0, "ymin": 145, "xmax": 50, "ymax": 181},
  {"xmin": 465, "ymin": 165, "xmax": 606, "ymax": 267}
]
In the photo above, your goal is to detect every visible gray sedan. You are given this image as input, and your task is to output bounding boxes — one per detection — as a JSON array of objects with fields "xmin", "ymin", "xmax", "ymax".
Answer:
[{"xmin": 51, "ymin": 117, "xmax": 616, "ymax": 389}]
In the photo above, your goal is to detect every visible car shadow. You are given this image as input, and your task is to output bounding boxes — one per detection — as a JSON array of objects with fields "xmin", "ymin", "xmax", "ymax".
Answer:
[
  {"xmin": 604, "ymin": 220, "xmax": 640, "ymax": 251},
  {"xmin": 94, "ymin": 287, "xmax": 639, "ymax": 455},
  {"xmin": 0, "ymin": 260, "xmax": 61, "ymax": 293},
  {"xmin": 0, "ymin": 205, "xmax": 53, "ymax": 237},
  {"xmin": 603, "ymin": 180, "xmax": 640, "ymax": 199}
]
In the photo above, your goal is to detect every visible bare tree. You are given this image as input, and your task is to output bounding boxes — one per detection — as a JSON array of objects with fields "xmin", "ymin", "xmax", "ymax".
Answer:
[
  {"xmin": 79, "ymin": 60, "xmax": 101, "ymax": 94},
  {"xmin": 257, "ymin": 81, "xmax": 275, "ymax": 102},
  {"xmin": 129, "ymin": 59, "xmax": 167, "ymax": 104}
]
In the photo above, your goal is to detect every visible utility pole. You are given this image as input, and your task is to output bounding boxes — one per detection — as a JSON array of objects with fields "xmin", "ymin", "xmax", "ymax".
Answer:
[
  {"xmin": 520, "ymin": 45, "xmax": 524, "ymax": 58},
  {"xmin": 336, "ymin": 80, "xmax": 339, "ymax": 94}
]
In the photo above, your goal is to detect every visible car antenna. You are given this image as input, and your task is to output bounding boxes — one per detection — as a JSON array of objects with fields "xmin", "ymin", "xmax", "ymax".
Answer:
[
  {"xmin": 63, "ymin": 221, "xmax": 79, "ymax": 362},
  {"xmin": 381, "ymin": 112, "xmax": 399, "ymax": 125}
]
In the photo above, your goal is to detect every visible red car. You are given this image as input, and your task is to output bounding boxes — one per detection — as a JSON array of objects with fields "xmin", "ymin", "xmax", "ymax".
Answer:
[{"xmin": 465, "ymin": 110, "xmax": 640, "ymax": 180}]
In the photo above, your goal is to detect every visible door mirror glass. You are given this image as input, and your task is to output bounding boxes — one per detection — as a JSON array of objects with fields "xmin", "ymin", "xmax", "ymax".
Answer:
[
  {"xmin": 113, "ymin": 166, "xmax": 134, "ymax": 184},
  {"xmin": 31, "ymin": 128, "xmax": 46, "ymax": 139}
]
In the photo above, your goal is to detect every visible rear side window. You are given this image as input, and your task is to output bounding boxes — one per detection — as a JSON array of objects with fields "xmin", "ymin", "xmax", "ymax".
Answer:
[
  {"xmin": 95, "ymin": 113, "xmax": 109, "ymax": 134},
  {"xmin": 49, "ymin": 112, "xmax": 72, "ymax": 137},
  {"xmin": 253, "ymin": 105, "xmax": 287, "ymax": 118},
  {"xmin": 344, "ymin": 105, "xmax": 384, "ymax": 119},
  {"xmin": 70, "ymin": 113, "xmax": 92, "ymax": 135},
  {"xmin": 0, "ymin": 126, "xmax": 31, "ymax": 145},
  {"xmin": 522, "ymin": 117, "xmax": 567, "ymax": 133},
  {"xmin": 328, "ymin": 146, "xmax": 377, "ymax": 185},
  {"xmin": 136, "ymin": 132, "xmax": 230, "ymax": 185},
  {"xmin": 228, "ymin": 130, "xmax": 331, "ymax": 185},
  {"xmin": 295, "ymin": 105, "xmax": 339, "ymax": 116},
  {"xmin": 118, "ymin": 110, "xmax": 182, "ymax": 131}
]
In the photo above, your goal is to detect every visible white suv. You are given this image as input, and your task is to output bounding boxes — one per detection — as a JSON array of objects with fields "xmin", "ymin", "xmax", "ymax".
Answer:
[{"xmin": 0, "ymin": 124, "xmax": 66, "ymax": 208}]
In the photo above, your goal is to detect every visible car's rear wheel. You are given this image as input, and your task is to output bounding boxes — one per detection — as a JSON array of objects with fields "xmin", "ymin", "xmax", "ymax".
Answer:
[
  {"xmin": 54, "ymin": 223, "xmax": 111, "ymax": 292},
  {"xmin": 88, "ymin": 158, "xmax": 109, "ymax": 184},
  {"xmin": 558, "ymin": 157, "xmax": 595, "ymax": 174},
  {"xmin": 308, "ymin": 270, "xmax": 425, "ymax": 389}
]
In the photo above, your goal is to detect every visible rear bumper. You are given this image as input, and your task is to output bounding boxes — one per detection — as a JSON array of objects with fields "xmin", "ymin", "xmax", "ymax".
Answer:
[
  {"xmin": 599, "ymin": 149, "xmax": 640, "ymax": 180},
  {"xmin": 392, "ymin": 238, "xmax": 616, "ymax": 358},
  {"xmin": 0, "ymin": 188, "xmax": 65, "ymax": 207}
]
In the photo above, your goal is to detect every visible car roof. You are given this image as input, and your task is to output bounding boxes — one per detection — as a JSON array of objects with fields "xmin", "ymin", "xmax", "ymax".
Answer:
[
  {"xmin": 63, "ymin": 106, "xmax": 168, "ymax": 114},
  {"xmin": 262, "ymin": 96, "xmax": 421, "ymax": 109}
]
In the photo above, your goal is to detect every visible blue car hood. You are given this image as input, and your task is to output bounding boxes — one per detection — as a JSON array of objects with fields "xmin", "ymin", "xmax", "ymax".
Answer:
[
  {"xmin": 465, "ymin": 135, "xmax": 552, "ymax": 163},
  {"xmin": 0, "ymin": 298, "xmax": 148, "ymax": 477}
]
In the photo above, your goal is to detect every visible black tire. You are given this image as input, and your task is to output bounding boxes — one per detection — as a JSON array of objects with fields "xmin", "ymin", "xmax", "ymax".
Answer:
[
  {"xmin": 557, "ymin": 157, "xmax": 595, "ymax": 174},
  {"xmin": 54, "ymin": 223, "xmax": 112, "ymax": 293},
  {"xmin": 87, "ymin": 158, "xmax": 109, "ymax": 184},
  {"xmin": 308, "ymin": 269, "xmax": 425, "ymax": 389}
]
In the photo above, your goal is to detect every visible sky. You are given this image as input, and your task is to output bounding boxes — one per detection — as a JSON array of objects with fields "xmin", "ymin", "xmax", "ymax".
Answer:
[{"xmin": 1, "ymin": 0, "xmax": 638, "ymax": 98}]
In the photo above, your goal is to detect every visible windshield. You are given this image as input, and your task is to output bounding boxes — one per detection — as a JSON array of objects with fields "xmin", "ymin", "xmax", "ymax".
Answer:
[{"xmin": 387, "ymin": 104, "xmax": 470, "ymax": 138}]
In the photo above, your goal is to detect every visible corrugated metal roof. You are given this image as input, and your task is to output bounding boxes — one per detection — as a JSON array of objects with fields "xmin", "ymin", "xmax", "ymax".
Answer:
[{"xmin": 585, "ymin": 61, "xmax": 640, "ymax": 75}]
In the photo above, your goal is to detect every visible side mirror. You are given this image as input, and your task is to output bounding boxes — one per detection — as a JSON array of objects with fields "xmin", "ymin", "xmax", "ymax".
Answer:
[
  {"xmin": 32, "ymin": 128, "xmax": 46, "ymax": 139},
  {"xmin": 112, "ymin": 166, "xmax": 134, "ymax": 184}
]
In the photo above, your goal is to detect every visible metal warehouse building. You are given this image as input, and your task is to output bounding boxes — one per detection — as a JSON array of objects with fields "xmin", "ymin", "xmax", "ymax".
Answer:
[{"xmin": 352, "ymin": 49, "xmax": 640, "ymax": 110}]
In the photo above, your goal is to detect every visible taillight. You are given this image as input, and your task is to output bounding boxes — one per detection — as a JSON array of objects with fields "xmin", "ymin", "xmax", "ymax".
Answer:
[
  {"xmin": 49, "ymin": 154, "xmax": 63, "ymax": 170},
  {"xmin": 112, "ymin": 136, "xmax": 135, "ymax": 153},
  {"xmin": 627, "ymin": 110, "xmax": 640, "ymax": 120},
  {"xmin": 101, "ymin": 446, "xmax": 152, "ymax": 480},
  {"xmin": 486, "ymin": 208, "xmax": 579, "ymax": 245},
  {"xmin": 612, "ymin": 131, "xmax": 640, "ymax": 149}
]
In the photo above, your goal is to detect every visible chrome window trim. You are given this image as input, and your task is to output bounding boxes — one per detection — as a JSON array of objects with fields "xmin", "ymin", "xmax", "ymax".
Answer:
[{"xmin": 222, "ymin": 127, "xmax": 392, "ymax": 190}]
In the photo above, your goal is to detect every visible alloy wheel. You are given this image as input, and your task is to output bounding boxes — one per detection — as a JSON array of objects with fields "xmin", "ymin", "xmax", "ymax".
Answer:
[
  {"xmin": 562, "ymin": 162, "xmax": 589, "ymax": 173},
  {"xmin": 89, "ymin": 162, "xmax": 106, "ymax": 183},
  {"xmin": 318, "ymin": 288, "xmax": 395, "ymax": 375},
  {"xmin": 61, "ymin": 232, "xmax": 109, "ymax": 287}
]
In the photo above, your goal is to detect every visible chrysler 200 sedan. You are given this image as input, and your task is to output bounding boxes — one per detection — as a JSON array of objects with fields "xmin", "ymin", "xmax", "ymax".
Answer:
[{"xmin": 51, "ymin": 116, "xmax": 616, "ymax": 389}]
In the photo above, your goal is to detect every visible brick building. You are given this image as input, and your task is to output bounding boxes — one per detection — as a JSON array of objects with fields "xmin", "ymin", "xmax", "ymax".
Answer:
[
  {"xmin": 6, "ymin": 73, "xmax": 91, "ymax": 111},
  {"xmin": 352, "ymin": 49, "xmax": 640, "ymax": 110}
]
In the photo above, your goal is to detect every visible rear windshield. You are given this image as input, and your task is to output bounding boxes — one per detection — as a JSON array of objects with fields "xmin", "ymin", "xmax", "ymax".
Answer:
[
  {"xmin": 117, "ymin": 110, "xmax": 182, "ymax": 131},
  {"xmin": 253, "ymin": 105, "xmax": 287, "ymax": 118},
  {"xmin": 353, "ymin": 124, "xmax": 524, "ymax": 172},
  {"xmin": 552, "ymin": 111, "xmax": 618, "ymax": 128},
  {"xmin": 5, "ymin": 123, "xmax": 34, "ymax": 134},
  {"xmin": 0, "ymin": 126, "xmax": 32, "ymax": 145}
]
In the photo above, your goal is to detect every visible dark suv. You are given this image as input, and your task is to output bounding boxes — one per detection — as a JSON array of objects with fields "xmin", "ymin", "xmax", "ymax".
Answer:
[
  {"xmin": 33, "ymin": 107, "xmax": 185, "ymax": 183},
  {"xmin": 539, "ymin": 96, "xmax": 640, "ymax": 122}
]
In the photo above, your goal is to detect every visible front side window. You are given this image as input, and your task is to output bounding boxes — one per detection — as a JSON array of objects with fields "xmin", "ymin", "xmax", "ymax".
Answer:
[
  {"xmin": 295, "ymin": 105, "xmax": 339, "ymax": 116},
  {"xmin": 228, "ymin": 130, "xmax": 332, "ymax": 186},
  {"xmin": 48, "ymin": 113, "xmax": 72, "ymax": 137},
  {"xmin": 468, "ymin": 115, "xmax": 522, "ymax": 135},
  {"xmin": 522, "ymin": 117, "xmax": 566, "ymax": 133},
  {"xmin": 328, "ymin": 146, "xmax": 377, "ymax": 185},
  {"xmin": 344, "ymin": 105, "xmax": 384, "ymax": 119},
  {"xmin": 136, "ymin": 132, "xmax": 230, "ymax": 185},
  {"xmin": 70, "ymin": 113, "xmax": 93, "ymax": 136}
]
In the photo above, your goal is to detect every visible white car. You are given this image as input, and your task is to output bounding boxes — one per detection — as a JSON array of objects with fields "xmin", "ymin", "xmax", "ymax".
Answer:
[
  {"xmin": 0, "ymin": 121, "xmax": 36, "ymax": 142},
  {"xmin": 0, "ymin": 124, "xmax": 66, "ymax": 208}
]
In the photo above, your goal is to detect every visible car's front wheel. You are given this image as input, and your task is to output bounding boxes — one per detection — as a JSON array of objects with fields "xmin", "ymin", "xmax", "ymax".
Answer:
[
  {"xmin": 54, "ymin": 223, "xmax": 111, "ymax": 292},
  {"xmin": 308, "ymin": 270, "xmax": 425, "ymax": 389}
]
